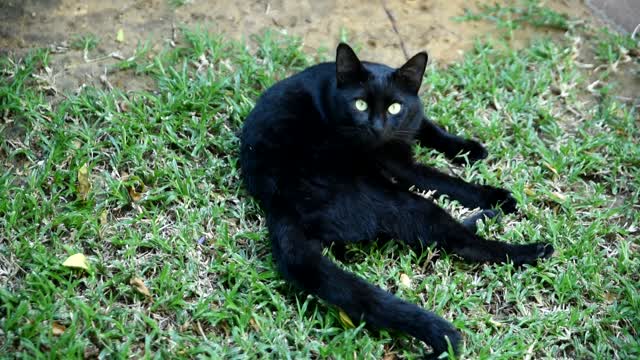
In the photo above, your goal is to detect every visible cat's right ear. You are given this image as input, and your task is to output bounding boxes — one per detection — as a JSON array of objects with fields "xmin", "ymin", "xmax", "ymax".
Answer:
[{"xmin": 336, "ymin": 43, "xmax": 364, "ymax": 87}]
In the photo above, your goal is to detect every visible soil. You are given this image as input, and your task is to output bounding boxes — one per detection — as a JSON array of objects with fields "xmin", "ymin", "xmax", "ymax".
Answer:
[{"xmin": 0, "ymin": 0, "xmax": 635, "ymax": 101}]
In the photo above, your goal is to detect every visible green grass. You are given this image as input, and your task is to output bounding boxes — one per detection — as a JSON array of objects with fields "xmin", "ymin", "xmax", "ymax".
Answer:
[
  {"xmin": 2, "ymin": 17, "xmax": 639, "ymax": 360},
  {"xmin": 70, "ymin": 33, "xmax": 100, "ymax": 52}
]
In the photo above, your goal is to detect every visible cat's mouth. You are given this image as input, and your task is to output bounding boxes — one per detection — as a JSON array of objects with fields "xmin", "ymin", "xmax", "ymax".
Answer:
[
  {"xmin": 336, "ymin": 125, "xmax": 415, "ymax": 148},
  {"xmin": 376, "ymin": 127, "xmax": 417, "ymax": 145}
]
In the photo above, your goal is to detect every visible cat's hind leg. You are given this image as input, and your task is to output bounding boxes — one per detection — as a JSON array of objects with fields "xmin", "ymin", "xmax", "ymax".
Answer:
[{"xmin": 267, "ymin": 208, "xmax": 462, "ymax": 357}]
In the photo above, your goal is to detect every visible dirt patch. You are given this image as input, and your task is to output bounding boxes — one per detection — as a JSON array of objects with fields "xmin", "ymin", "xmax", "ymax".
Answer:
[{"xmin": 0, "ymin": 0, "xmax": 614, "ymax": 94}]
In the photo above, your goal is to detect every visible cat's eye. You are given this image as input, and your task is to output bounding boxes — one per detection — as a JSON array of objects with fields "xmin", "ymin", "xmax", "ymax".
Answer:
[
  {"xmin": 355, "ymin": 99, "xmax": 368, "ymax": 112},
  {"xmin": 387, "ymin": 103, "xmax": 402, "ymax": 115}
]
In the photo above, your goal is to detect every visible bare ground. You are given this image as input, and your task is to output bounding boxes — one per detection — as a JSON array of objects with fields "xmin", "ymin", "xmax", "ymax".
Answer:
[{"xmin": 0, "ymin": 0, "xmax": 612, "ymax": 95}]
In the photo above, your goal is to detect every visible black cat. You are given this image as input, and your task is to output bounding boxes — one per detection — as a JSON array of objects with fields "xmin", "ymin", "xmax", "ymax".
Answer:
[{"xmin": 239, "ymin": 43, "xmax": 553, "ymax": 357}]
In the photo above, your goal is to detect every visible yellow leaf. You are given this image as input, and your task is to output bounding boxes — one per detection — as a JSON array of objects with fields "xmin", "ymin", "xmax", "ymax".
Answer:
[
  {"xmin": 116, "ymin": 28, "xmax": 124, "ymax": 43},
  {"xmin": 543, "ymin": 162, "xmax": 559, "ymax": 176},
  {"xmin": 524, "ymin": 185, "xmax": 535, "ymax": 196},
  {"xmin": 52, "ymin": 322, "xmax": 66, "ymax": 336},
  {"xmin": 488, "ymin": 317, "xmax": 503, "ymax": 327},
  {"xmin": 130, "ymin": 277, "xmax": 152, "ymax": 298},
  {"xmin": 62, "ymin": 253, "xmax": 89, "ymax": 271},
  {"xmin": 338, "ymin": 309, "xmax": 355, "ymax": 329},
  {"xmin": 399, "ymin": 273, "xmax": 412, "ymax": 288},
  {"xmin": 77, "ymin": 163, "xmax": 91, "ymax": 201},
  {"xmin": 99, "ymin": 209, "xmax": 108, "ymax": 225},
  {"xmin": 551, "ymin": 191, "xmax": 567, "ymax": 201}
]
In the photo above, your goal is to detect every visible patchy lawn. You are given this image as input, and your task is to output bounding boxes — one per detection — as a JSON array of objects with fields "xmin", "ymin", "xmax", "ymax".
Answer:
[{"xmin": 1, "ymin": 5, "xmax": 639, "ymax": 359}]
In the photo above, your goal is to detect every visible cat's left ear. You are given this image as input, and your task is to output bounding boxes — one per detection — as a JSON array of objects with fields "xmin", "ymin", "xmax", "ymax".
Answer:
[
  {"xmin": 394, "ymin": 52, "xmax": 428, "ymax": 94},
  {"xmin": 336, "ymin": 43, "xmax": 365, "ymax": 87}
]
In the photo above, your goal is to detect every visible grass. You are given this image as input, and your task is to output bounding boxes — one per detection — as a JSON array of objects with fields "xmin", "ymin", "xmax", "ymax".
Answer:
[
  {"xmin": 1, "ymin": 8, "xmax": 640, "ymax": 360},
  {"xmin": 70, "ymin": 34, "xmax": 100, "ymax": 52}
]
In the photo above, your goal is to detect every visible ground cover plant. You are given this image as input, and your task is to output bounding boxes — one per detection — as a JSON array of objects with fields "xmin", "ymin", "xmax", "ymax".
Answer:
[{"xmin": 1, "ymin": 4, "xmax": 639, "ymax": 359}]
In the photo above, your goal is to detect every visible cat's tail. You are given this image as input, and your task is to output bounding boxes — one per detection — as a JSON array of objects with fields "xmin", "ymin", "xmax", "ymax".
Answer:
[{"xmin": 266, "ymin": 211, "xmax": 462, "ymax": 357}]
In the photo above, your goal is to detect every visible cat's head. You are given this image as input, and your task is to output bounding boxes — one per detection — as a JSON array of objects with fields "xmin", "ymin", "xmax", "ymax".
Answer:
[{"xmin": 333, "ymin": 43, "xmax": 428, "ymax": 145}]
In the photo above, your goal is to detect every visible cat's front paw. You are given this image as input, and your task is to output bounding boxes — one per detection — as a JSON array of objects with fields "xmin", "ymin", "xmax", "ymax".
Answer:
[
  {"xmin": 510, "ymin": 243, "xmax": 554, "ymax": 266},
  {"xmin": 422, "ymin": 318, "xmax": 462, "ymax": 359},
  {"xmin": 451, "ymin": 139, "xmax": 488, "ymax": 165},
  {"xmin": 485, "ymin": 187, "xmax": 518, "ymax": 214}
]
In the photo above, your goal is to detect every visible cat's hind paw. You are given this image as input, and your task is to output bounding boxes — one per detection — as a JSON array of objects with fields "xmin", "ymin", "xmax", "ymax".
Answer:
[{"xmin": 462, "ymin": 209, "xmax": 501, "ymax": 232}]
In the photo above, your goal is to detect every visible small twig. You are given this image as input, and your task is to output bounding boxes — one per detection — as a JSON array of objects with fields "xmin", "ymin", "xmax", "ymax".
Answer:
[
  {"xmin": 380, "ymin": 0, "xmax": 409, "ymax": 60},
  {"xmin": 631, "ymin": 23, "xmax": 640, "ymax": 40},
  {"xmin": 99, "ymin": 67, "xmax": 113, "ymax": 90}
]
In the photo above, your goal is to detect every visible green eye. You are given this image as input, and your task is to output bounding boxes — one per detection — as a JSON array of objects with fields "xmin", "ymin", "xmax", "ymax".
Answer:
[
  {"xmin": 355, "ymin": 99, "xmax": 368, "ymax": 111},
  {"xmin": 388, "ymin": 103, "xmax": 402, "ymax": 115}
]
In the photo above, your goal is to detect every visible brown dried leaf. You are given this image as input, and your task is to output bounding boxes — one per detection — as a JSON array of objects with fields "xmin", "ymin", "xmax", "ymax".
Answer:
[
  {"xmin": 130, "ymin": 277, "xmax": 152, "ymax": 298},
  {"xmin": 128, "ymin": 186, "xmax": 145, "ymax": 202},
  {"xmin": 52, "ymin": 322, "xmax": 66, "ymax": 336},
  {"xmin": 249, "ymin": 317, "xmax": 260, "ymax": 332},
  {"xmin": 603, "ymin": 292, "xmax": 616, "ymax": 303}
]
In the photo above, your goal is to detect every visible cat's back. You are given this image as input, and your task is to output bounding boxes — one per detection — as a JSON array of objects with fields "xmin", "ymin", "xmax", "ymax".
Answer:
[
  {"xmin": 240, "ymin": 62, "xmax": 335, "ymax": 160},
  {"xmin": 239, "ymin": 62, "xmax": 336, "ymax": 200},
  {"xmin": 241, "ymin": 62, "xmax": 334, "ymax": 137}
]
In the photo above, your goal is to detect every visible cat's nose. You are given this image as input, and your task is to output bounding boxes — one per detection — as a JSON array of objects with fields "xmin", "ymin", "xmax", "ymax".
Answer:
[{"xmin": 372, "ymin": 117, "xmax": 384, "ymax": 132}]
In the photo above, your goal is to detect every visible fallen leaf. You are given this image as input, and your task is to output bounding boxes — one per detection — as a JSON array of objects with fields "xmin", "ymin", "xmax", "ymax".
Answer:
[
  {"xmin": 52, "ymin": 322, "xmax": 66, "ymax": 336},
  {"xmin": 603, "ymin": 292, "xmax": 616, "ymax": 303},
  {"xmin": 128, "ymin": 185, "xmax": 145, "ymax": 202},
  {"xmin": 99, "ymin": 209, "xmax": 108, "ymax": 225},
  {"xmin": 62, "ymin": 253, "xmax": 89, "ymax": 271},
  {"xmin": 399, "ymin": 273, "xmax": 412, "ymax": 288},
  {"xmin": 488, "ymin": 317, "xmax": 503, "ymax": 327},
  {"xmin": 249, "ymin": 317, "xmax": 260, "ymax": 331},
  {"xmin": 551, "ymin": 191, "xmax": 567, "ymax": 201},
  {"xmin": 543, "ymin": 162, "xmax": 559, "ymax": 176},
  {"xmin": 382, "ymin": 351, "xmax": 396, "ymax": 360},
  {"xmin": 116, "ymin": 28, "xmax": 124, "ymax": 43},
  {"xmin": 338, "ymin": 309, "xmax": 355, "ymax": 329},
  {"xmin": 77, "ymin": 163, "xmax": 91, "ymax": 201},
  {"xmin": 130, "ymin": 277, "xmax": 152, "ymax": 298},
  {"xmin": 524, "ymin": 185, "xmax": 535, "ymax": 196},
  {"xmin": 84, "ymin": 344, "xmax": 100, "ymax": 358}
]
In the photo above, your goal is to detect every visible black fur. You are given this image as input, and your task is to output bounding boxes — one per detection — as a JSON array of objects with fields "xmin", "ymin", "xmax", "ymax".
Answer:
[{"xmin": 239, "ymin": 44, "xmax": 553, "ymax": 357}]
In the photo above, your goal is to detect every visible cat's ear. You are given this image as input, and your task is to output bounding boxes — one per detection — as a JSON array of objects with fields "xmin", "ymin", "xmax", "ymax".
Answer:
[
  {"xmin": 394, "ymin": 52, "xmax": 428, "ymax": 94},
  {"xmin": 336, "ymin": 43, "xmax": 364, "ymax": 87}
]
